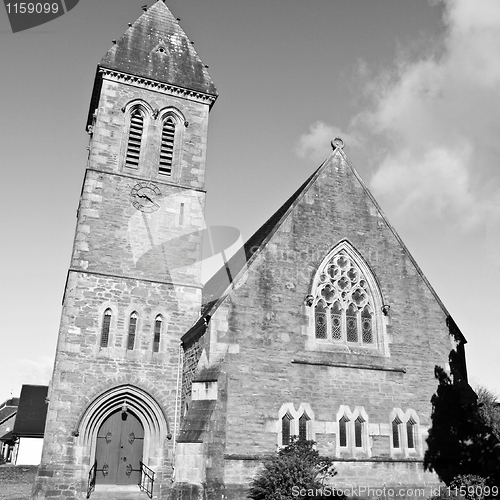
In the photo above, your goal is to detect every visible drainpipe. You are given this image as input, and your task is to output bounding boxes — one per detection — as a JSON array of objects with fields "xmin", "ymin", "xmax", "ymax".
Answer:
[{"xmin": 171, "ymin": 340, "xmax": 183, "ymax": 482}]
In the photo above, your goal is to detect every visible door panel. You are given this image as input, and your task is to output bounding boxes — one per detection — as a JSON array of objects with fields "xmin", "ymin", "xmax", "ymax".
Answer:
[
  {"xmin": 117, "ymin": 412, "xmax": 144, "ymax": 484},
  {"xmin": 96, "ymin": 410, "xmax": 144, "ymax": 485},
  {"xmin": 96, "ymin": 412, "xmax": 122, "ymax": 484}
]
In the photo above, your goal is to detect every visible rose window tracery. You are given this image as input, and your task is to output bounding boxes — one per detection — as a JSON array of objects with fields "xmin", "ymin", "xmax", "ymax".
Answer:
[{"xmin": 313, "ymin": 250, "xmax": 375, "ymax": 345}]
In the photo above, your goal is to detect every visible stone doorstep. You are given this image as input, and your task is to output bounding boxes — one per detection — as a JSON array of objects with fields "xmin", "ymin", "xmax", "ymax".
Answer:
[{"xmin": 90, "ymin": 484, "xmax": 150, "ymax": 500}]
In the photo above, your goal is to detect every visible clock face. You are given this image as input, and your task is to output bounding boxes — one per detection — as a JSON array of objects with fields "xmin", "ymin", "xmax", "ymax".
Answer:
[{"xmin": 130, "ymin": 182, "xmax": 162, "ymax": 213}]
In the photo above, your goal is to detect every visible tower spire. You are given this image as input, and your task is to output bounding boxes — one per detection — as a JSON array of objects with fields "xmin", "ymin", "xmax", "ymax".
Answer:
[{"xmin": 100, "ymin": 0, "xmax": 217, "ymax": 95}]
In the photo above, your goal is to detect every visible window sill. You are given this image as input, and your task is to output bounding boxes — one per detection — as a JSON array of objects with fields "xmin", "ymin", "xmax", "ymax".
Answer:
[{"xmin": 291, "ymin": 357, "xmax": 406, "ymax": 373}]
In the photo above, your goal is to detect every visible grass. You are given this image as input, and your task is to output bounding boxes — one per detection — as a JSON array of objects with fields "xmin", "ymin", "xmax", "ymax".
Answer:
[{"xmin": 0, "ymin": 465, "xmax": 37, "ymax": 500}]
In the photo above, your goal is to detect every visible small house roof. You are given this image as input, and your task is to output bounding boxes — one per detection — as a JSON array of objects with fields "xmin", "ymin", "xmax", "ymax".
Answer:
[{"xmin": 12, "ymin": 385, "xmax": 48, "ymax": 438}]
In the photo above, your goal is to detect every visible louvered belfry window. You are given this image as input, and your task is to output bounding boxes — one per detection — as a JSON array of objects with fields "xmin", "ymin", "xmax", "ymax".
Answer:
[
  {"xmin": 153, "ymin": 315, "xmax": 162, "ymax": 353},
  {"xmin": 313, "ymin": 250, "xmax": 376, "ymax": 345},
  {"xmin": 100, "ymin": 309, "xmax": 112, "ymax": 348},
  {"xmin": 125, "ymin": 109, "xmax": 144, "ymax": 168},
  {"xmin": 159, "ymin": 117, "xmax": 175, "ymax": 175},
  {"xmin": 127, "ymin": 312, "xmax": 138, "ymax": 350}
]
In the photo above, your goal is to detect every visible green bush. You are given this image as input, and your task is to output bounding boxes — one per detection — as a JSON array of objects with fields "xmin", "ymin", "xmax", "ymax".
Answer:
[
  {"xmin": 248, "ymin": 438, "xmax": 345, "ymax": 500},
  {"xmin": 428, "ymin": 475, "xmax": 493, "ymax": 500}
]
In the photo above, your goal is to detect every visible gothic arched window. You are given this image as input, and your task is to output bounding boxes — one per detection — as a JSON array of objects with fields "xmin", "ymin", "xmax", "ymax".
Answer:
[
  {"xmin": 100, "ymin": 309, "xmax": 112, "ymax": 348},
  {"xmin": 153, "ymin": 315, "xmax": 162, "ymax": 353},
  {"xmin": 127, "ymin": 312, "xmax": 138, "ymax": 350},
  {"xmin": 298, "ymin": 413, "xmax": 309, "ymax": 442},
  {"xmin": 125, "ymin": 108, "xmax": 145, "ymax": 168},
  {"xmin": 407, "ymin": 417, "xmax": 416, "ymax": 449},
  {"xmin": 339, "ymin": 415, "xmax": 348, "ymax": 447},
  {"xmin": 389, "ymin": 409, "xmax": 421, "ymax": 457},
  {"xmin": 311, "ymin": 244, "xmax": 382, "ymax": 347},
  {"xmin": 278, "ymin": 404, "xmax": 314, "ymax": 447},
  {"xmin": 159, "ymin": 117, "xmax": 175, "ymax": 175},
  {"xmin": 315, "ymin": 301, "xmax": 327, "ymax": 339},
  {"xmin": 282, "ymin": 413, "xmax": 292, "ymax": 446},
  {"xmin": 392, "ymin": 415, "xmax": 402, "ymax": 448},
  {"xmin": 337, "ymin": 406, "xmax": 370, "ymax": 455}
]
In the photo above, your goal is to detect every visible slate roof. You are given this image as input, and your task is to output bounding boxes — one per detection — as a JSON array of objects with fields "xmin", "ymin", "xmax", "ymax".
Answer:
[
  {"xmin": 176, "ymin": 400, "xmax": 216, "ymax": 443},
  {"xmin": 12, "ymin": 385, "xmax": 48, "ymax": 438},
  {"xmin": 100, "ymin": 0, "xmax": 217, "ymax": 96},
  {"xmin": 201, "ymin": 164, "xmax": 324, "ymax": 315},
  {"xmin": 0, "ymin": 398, "xmax": 19, "ymax": 425},
  {"xmin": 182, "ymin": 164, "xmax": 323, "ymax": 346}
]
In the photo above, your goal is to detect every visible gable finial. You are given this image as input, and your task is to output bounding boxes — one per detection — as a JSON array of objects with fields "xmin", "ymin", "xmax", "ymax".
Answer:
[{"xmin": 331, "ymin": 137, "xmax": 344, "ymax": 150}]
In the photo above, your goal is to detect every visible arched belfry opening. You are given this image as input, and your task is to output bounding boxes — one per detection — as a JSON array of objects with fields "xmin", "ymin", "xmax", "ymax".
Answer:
[{"xmin": 75, "ymin": 385, "xmax": 170, "ymax": 485}]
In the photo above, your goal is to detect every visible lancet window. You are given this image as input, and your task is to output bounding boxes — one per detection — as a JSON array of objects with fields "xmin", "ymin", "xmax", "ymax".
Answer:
[
  {"xmin": 389, "ymin": 409, "xmax": 420, "ymax": 456},
  {"xmin": 278, "ymin": 404, "xmax": 314, "ymax": 447},
  {"xmin": 127, "ymin": 312, "xmax": 138, "ymax": 350},
  {"xmin": 153, "ymin": 315, "xmax": 162, "ymax": 353},
  {"xmin": 281, "ymin": 413, "xmax": 292, "ymax": 446},
  {"xmin": 313, "ymin": 249, "xmax": 377, "ymax": 345},
  {"xmin": 337, "ymin": 406, "xmax": 369, "ymax": 455},
  {"xmin": 100, "ymin": 309, "xmax": 112, "ymax": 348}
]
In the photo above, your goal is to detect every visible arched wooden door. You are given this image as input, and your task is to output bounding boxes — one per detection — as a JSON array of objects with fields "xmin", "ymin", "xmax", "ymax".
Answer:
[{"xmin": 96, "ymin": 410, "xmax": 144, "ymax": 485}]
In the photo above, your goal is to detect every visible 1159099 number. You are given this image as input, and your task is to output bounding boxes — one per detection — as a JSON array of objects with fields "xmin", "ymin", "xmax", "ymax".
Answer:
[{"xmin": 6, "ymin": 3, "xmax": 59, "ymax": 14}]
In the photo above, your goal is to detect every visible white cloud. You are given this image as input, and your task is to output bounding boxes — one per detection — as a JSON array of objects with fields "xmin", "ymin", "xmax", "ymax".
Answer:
[
  {"xmin": 360, "ymin": 0, "xmax": 500, "ymax": 226},
  {"xmin": 371, "ymin": 145, "xmax": 477, "ymax": 223}
]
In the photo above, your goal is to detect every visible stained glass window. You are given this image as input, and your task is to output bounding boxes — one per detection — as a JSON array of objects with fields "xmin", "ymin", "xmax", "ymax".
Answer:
[
  {"xmin": 313, "ymin": 249, "xmax": 378, "ymax": 345},
  {"xmin": 346, "ymin": 304, "xmax": 358, "ymax": 342},
  {"xmin": 315, "ymin": 301, "xmax": 327, "ymax": 339},
  {"xmin": 361, "ymin": 306, "xmax": 373, "ymax": 343},
  {"xmin": 331, "ymin": 301, "xmax": 342, "ymax": 340}
]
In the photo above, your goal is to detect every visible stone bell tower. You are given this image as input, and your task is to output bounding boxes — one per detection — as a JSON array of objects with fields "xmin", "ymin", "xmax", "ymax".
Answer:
[{"xmin": 33, "ymin": 2, "xmax": 217, "ymax": 498}]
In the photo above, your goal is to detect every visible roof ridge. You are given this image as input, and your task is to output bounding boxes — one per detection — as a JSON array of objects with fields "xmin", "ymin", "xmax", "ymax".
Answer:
[
  {"xmin": 336, "ymin": 147, "xmax": 463, "ymax": 337},
  {"xmin": 201, "ymin": 154, "xmax": 337, "ymax": 316}
]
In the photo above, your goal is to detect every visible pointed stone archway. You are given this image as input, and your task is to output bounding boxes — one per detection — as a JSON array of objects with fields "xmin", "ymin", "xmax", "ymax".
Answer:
[{"xmin": 74, "ymin": 384, "xmax": 171, "ymax": 487}]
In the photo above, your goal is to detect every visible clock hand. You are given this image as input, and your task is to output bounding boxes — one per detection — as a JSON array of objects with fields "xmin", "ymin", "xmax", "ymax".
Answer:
[
  {"xmin": 138, "ymin": 193, "xmax": 160, "ymax": 208},
  {"xmin": 145, "ymin": 195, "xmax": 160, "ymax": 208}
]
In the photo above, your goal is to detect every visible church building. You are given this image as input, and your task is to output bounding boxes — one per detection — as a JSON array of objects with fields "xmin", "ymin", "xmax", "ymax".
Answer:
[{"xmin": 33, "ymin": 1, "xmax": 472, "ymax": 499}]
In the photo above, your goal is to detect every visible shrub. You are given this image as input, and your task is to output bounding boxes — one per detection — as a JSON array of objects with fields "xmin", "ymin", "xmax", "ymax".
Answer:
[{"xmin": 248, "ymin": 438, "xmax": 344, "ymax": 500}]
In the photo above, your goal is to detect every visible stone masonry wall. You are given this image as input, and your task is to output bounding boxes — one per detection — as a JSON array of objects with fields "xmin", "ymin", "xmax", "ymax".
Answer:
[
  {"xmin": 205, "ymin": 150, "xmax": 452, "ymax": 492},
  {"xmin": 33, "ymin": 270, "xmax": 201, "ymax": 498},
  {"xmin": 34, "ymin": 75, "xmax": 211, "ymax": 498}
]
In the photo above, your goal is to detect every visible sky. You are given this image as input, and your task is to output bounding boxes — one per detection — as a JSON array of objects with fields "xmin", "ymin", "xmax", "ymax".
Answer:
[{"xmin": 0, "ymin": 0, "xmax": 499, "ymax": 403}]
